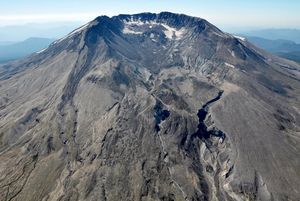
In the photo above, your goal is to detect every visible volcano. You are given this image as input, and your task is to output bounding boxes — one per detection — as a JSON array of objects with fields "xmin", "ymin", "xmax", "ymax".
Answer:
[{"xmin": 0, "ymin": 12, "xmax": 299, "ymax": 201}]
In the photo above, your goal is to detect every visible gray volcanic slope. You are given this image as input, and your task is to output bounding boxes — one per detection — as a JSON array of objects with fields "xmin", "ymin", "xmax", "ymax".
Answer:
[{"xmin": 0, "ymin": 12, "xmax": 300, "ymax": 201}]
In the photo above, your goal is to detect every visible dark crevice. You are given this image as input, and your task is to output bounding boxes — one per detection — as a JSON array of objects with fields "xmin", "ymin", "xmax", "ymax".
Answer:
[
  {"xmin": 225, "ymin": 165, "xmax": 234, "ymax": 178},
  {"xmin": 178, "ymin": 91, "xmax": 225, "ymax": 200},
  {"xmin": 194, "ymin": 91, "xmax": 225, "ymax": 140},
  {"xmin": 201, "ymin": 91, "xmax": 224, "ymax": 109},
  {"xmin": 154, "ymin": 102, "xmax": 170, "ymax": 132}
]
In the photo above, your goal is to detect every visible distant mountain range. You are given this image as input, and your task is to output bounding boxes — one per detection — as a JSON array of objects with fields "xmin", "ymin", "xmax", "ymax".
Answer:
[
  {"xmin": 241, "ymin": 35, "xmax": 300, "ymax": 63},
  {"xmin": 242, "ymin": 29, "xmax": 300, "ymax": 43},
  {"xmin": 0, "ymin": 22, "xmax": 81, "ymax": 42},
  {"xmin": 277, "ymin": 51, "xmax": 300, "ymax": 63},
  {"xmin": 0, "ymin": 22, "xmax": 81, "ymax": 63},
  {"xmin": 0, "ymin": 37, "xmax": 55, "ymax": 63},
  {"xmin": 246, "ymin": 36, "xmax": 300, "ymax": 52}
]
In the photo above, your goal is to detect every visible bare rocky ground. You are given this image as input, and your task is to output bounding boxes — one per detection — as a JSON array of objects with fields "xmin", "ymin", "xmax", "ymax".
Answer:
[{"xmin": 0, "ymin": 12, "xmax": 299, "ymax": 201}]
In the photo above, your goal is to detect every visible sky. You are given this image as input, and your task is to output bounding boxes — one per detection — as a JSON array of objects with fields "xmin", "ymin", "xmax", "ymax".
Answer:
[{"xmin": 0, "ymin": 0, "xmax": 299, "ymax": 32}]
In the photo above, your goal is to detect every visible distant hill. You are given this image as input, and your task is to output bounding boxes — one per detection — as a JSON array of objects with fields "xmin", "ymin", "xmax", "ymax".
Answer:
[
  {"xmin": 242, "ymin": 29, "xmax": 300, "ymax": 43},
  {"xmin": 246, "ymin": 36, "xmax": 300, "ymax": 52},
  {"xmin": 277, "ymin": 51, "xmax": 300, "ymax": 63},
  {"xmin": 0, "ymin": 37, "xmax": 55, "ymax": 63},
  {"xmin": 0, "ymin": 22, "xmax": 81, "ymax": 42},
  {"xmin": 0, "ymin": 22, "xmax": 81, "ymax": 63},
  {"xmin": 244, "ymin": 36, "xmax": 300, "ymax": 63}
]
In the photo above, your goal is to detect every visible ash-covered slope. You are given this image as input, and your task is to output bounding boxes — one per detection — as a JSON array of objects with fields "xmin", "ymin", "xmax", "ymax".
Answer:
[{"xmin": 0, "ymin": 12, "xmax": 300, "ymax": 201}]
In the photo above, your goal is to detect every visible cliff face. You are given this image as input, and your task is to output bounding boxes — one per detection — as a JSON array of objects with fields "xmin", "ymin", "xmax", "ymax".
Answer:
[{"xmin": 0, "ymin": 12, "xmax": 300, "ymax": 201}]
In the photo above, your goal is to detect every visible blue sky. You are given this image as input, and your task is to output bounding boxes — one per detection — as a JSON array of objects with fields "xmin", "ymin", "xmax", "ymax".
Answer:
[{"xmin": 0, "ymin": 0, "xmax": 299, "ymax": 30}]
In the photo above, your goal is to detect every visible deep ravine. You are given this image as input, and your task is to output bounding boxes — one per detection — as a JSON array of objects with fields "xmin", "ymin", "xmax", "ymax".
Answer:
[{"xmin": 195, "ymin": 91, "xmax": 225, "ymax": 140}]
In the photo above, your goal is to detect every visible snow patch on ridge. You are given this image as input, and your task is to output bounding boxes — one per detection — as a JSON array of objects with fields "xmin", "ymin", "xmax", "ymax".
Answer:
[
  {"xmin": 161, "ymin": 24, "xmax": 186, "ymax": 40},
  {"xmin": 123, "ymin": 27, "xmax": 143, "ymax": 34},
  {"xmin": 228, "ymin": 49, "xmax": 236, "ymax": 58},
  {"xmin": 122, "ymin": 19, "xmax": 186, "ymax": 40},
  {"xmin": 225, "ymin": 62, "xmax": 235, "ymax": 69},
  {"xmin": 69, "ymin": 23, "xmax": 90, "ymax": 36},
  {"xmin": 53, "ymin": 23, "xmax": 90, "ymax": 44},
  {"xmin": 36, "ymin": 48, "xmax": 46, "ymax": 54},
  {"xmin": 233, "ymin": 35, "xmax": 246, "ymax": 41}
]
